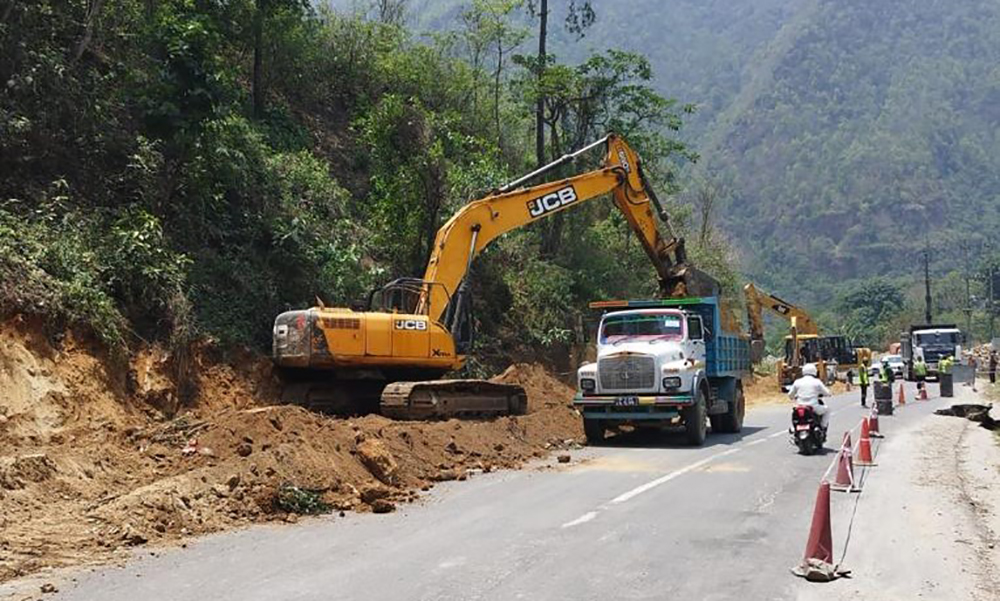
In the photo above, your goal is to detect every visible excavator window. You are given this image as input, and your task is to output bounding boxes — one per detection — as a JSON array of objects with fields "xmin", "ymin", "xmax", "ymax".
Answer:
[{"xmin": 367, "ymin": 279, "xmax": 450, "ymax": 315}]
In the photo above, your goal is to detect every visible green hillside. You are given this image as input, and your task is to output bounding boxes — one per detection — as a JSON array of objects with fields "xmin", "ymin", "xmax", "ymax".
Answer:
[
  {"xmin": 705, "ymin": 0, "xmax": 1000, "ymax": 305},
  {"xmin": 397, "ymin": 0, "xmax": 1000, "ymax": 308}
]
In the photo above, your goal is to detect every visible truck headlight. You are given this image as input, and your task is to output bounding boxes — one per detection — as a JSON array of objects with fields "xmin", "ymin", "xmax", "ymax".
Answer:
[
  {"xmin": 662, "ymin": 376, "xmax": 682, "ymax": 389},
  {"xmin": 580, "ymin": 378, "xmax": 596, "ymax": 392}
]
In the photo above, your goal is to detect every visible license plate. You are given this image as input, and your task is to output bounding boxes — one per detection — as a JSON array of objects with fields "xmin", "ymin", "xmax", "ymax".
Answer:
[
  {"xmin": 615, "ymin": 396, "xmax": 639, "ymax": 407},
  {"xmin": 795, "ymin": 424, "xmax": 810, "ymax": 431}
]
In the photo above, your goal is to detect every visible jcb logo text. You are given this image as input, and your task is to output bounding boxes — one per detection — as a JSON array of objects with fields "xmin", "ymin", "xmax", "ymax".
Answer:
[
  {"xmin": 394, "ymin": 320, "xmax": 428, "ymax": 331},
  {"xmin": 527, "ymin": 186, "xmax": 578, "ymax": 218}
]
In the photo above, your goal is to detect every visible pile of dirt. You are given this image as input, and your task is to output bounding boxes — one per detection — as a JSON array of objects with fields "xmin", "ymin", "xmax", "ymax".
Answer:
[
  {"xmin": 0, "ymin": 320, "xmax": 581, "ymax": 583},
  {"xmin": 743, "ymin": 373, "xmax": 852, "ymax": 407}
]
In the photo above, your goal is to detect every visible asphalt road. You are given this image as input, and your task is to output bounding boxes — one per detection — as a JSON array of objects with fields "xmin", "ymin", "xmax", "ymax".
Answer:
[{"xmin": 54, "ymin": 382, "xmax": 948, "ymax": 601}]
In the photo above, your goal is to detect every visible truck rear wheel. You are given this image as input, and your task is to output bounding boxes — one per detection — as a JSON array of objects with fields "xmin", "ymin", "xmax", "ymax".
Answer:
[
  {"xmin": 711, "ymin": 383, "xmax": 745, "ymax": 434},
  {"xmin": 583, "ymin": 418, "xmax": 606, "ymax": 444},
  {"xmin": 684, "ymin": 388, "xmax": 708, "ymax": 446}
]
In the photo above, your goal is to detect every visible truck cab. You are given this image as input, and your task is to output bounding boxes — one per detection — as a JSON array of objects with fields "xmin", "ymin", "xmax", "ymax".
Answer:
[
  {"xmin": 901, "ymin": 325, "xmax": 964, "ymax": 380},
  {"xmin": 574, "ymin": 297, "xmax": 750, "ymax": 445}
]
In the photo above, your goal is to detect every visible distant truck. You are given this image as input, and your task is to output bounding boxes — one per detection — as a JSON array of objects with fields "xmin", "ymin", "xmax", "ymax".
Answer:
[
  {"xmin": 901, "ymin": 324, "xmax": 964, "ymax": 381},
  {"xmin": 573, "ymin": 296, "xmax": 751, "ymax": 446}
]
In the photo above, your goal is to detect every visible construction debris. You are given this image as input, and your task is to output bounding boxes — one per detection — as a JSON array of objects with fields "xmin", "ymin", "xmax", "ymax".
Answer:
[
  {"xmin": 934, "ymin": 404, "xmax": 998, "ymax": 430},
  {"xmin": 0, "ymin": 321, "xmax": 582, "ymax": 582}
]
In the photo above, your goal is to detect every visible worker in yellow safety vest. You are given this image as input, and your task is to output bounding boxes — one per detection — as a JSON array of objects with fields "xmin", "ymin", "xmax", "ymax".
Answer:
[
  {"xmin": 858, "ymin": 361, "xmax": 870, "ymax": 407},
  {"xmin": 940, "ymin": 355, "xmax": 953, "ymax": 375},
  {"xmin": 914, "ymin": 357, "xmax": 928, "ymax": 392}
]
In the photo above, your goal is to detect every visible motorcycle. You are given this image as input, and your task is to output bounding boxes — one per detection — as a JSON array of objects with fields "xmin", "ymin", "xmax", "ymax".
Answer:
[{"xmin": 789, "ymin": 404, "xmax": 827, "ymax": 455}]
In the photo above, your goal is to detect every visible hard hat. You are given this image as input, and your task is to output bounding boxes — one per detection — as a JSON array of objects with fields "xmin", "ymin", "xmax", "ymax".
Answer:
[{"xmin": 802, "ymin": 363, "xmax": 818, "ymax": 377}]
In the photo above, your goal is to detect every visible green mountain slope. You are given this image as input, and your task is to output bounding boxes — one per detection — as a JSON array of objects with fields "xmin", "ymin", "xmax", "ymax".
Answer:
[
  {"xmin": 706, "ymin": 0, "xmax": 1000, "ymax": 303},
  {"xmin": 384, "ymin": 0, "xmax": 1000, "ymax": 304}
]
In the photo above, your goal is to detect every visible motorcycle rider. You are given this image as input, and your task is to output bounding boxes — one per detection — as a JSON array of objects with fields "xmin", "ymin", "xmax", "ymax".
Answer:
[{"xmin": 788, "ymin": 363, "xmax": 831, "ymax": 431}]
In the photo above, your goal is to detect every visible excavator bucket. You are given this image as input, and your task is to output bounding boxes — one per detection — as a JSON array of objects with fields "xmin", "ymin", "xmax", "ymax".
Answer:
[{"xmin": 660, "ymin": 265, "xmax": 721, "ymax": 299}]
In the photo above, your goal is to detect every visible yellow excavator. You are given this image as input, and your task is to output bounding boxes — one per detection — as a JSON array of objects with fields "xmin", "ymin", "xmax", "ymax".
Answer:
[
  {"xmin": 743, "ymin": 283, "xmax": 826, "ymax": 390},
  {"xmin": 744, "ymin": 283, "xmax": 872, "ymax": 390},
  {"xmin": 272, "ymin": 134, "xmax": 717, "ymax": 419}
]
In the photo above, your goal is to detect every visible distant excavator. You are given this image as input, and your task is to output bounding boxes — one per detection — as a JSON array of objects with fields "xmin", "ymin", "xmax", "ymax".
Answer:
[
  {"xmin": 272, "ymin": 134, "xmax": 718, "ymax": 419},
  {"xmin": 743, "ymin": 283, "xmax": 867, "ymax": 390}
]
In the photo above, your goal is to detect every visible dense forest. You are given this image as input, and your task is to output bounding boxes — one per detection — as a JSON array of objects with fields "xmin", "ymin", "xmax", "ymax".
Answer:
[{"xmin": 1, "ymin": 0, "xmax": 997, "ymax": 371}]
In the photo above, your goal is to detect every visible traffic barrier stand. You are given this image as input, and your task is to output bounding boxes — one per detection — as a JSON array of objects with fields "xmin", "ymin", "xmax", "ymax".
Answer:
[
  {"xmin": 830, "ymin": 443, "xmax": 860, "ymax": 493},
  {"xmin": 792, "ymin": 482, "xmax": 849, "ymax": 581},
  {"xmin": 869, "ymin": 408, "xmax": 884, "ymax": 438},
  {"xmin": 856, "ymin": 418, "xmax": 877, "ymax": 466},
  {"xmin": 897, "ymin": 383, "xmax": 906, "ymax": 405}
]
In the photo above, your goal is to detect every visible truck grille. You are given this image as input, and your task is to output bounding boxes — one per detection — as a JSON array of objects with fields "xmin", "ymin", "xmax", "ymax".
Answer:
[{"xmin": 598, "ymin": 355, "xmax": 656, "ymax": 391}]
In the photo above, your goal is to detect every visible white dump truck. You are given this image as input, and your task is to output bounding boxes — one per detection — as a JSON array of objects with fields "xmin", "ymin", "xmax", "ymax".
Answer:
[
  {"xmin": 901, "ymin": 324, "xmax": 964, "ymax": 380},
  {"xmin": 573, "ymin": 296, "xmax": 751, "ymax": 445}
]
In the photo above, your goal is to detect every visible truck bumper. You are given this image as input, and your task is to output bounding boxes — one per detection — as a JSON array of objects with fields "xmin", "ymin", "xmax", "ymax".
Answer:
[{"xmin": 573, "ymin": 393, "xmax": 694, "ymax": 420}]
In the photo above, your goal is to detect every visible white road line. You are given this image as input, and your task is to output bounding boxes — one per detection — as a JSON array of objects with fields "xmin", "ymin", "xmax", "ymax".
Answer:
[
  {"xmin": 560, "ymin": 511, "xmax": 598, "ymax": 528},
  {"xmin": 609, "ymin": 447, "xmax": 742, "ymax": 505},
  {"xmin": 561, "ymin": 396, "xmax": 867, "ymax": 529}
]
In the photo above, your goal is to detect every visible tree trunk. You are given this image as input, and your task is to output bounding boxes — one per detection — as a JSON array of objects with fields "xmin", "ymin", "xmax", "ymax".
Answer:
[
  {"xmin": 494, "ymin": 42, "xmax": 503, "ymax": 148},
  {"xmin": 534, "ymin": 0, "xmax": 547, "ymax": 168},
  {"xmin": 252, "ymin": 0, "xmax": 267, "ymax": 119},
  {"xmin": 71, "ymin": 0, "xmax": 107, "ymax": 64}
]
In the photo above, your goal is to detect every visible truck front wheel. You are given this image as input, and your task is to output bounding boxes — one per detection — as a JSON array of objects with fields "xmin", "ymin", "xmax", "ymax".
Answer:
[
  {"xmin": 583, "ymin": 418, "xmax": 606, "ymax": 444},
  {"xmin": 683, "ymin": 388, "xmax": 708, "ymax": 446}
]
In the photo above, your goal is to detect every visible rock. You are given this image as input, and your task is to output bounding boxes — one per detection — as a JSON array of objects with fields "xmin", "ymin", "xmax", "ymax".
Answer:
[
  {"xmin": 356, "ymin": 439, "xmax": 398, "ymax": 485},
  {"xmin": 285, "ymin": 513, "xmax": 299, "ymax": 524},
  {"xmin": 445, "ymin": 440, "xmax": 460, "ymax": 454},
  {"xmin": 121, "ymin": 525, "xmax": 148, "ymax": 546},
  {"xmin": 557, "ymin": 454, "xmax": 571, "ymax": 464},
  {"xmin": 41, "ymin": 583, "xmax": 58, "ymax": 594},
  {"xmin": 236, "ymin": 442, "xmax": 253, "ymax": 457},
  {"xmin": 370, "ymin": 499, "xmax": 395, "ymax": 514},
  {"xmin": 0, "ymin": 453, "xmax": 57, "ymax": 490},
  {"xmin": 494, "ymin": 443, "xmax": 505, "ymax": 452},
  {"xmin": 226, "ymin": 473, "xmax": 241, "ymax": 489},
  {"xmin": 360, "ymin": 484, "xmax": 391, "ymax": 504},
  {"xmin": 433, "ymin": 469, "xmax": 458, "ymax": 482},
  {"xmin": 211, "ymin": 484, "xmax": 230, "ymax": 498}
]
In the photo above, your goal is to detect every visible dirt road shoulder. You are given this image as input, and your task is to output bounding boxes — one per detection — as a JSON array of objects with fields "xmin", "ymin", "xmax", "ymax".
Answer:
[{"xmin": 803, "ymin": 385, "xmax": 1000, "ymax": 601}]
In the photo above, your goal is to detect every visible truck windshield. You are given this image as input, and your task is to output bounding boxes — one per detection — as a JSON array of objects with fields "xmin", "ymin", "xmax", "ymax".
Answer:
[
  {"xmin": 600, "ymin": 314, "xmax": 684, "ymax": 344},
  {"xmin": 916, "ymin": 332, "xmax": 958, "ymax": 346}
]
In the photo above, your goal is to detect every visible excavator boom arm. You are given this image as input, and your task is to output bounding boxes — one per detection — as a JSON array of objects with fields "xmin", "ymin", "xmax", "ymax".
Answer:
[{"xmin": 421, "ymin": 134, "xmax": 698, "ymax": 323}]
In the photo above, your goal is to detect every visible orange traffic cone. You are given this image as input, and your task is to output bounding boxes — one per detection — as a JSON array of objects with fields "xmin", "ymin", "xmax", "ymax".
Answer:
[
  {"xmin": 897, "ymin": 382, "xmax": 906, "ymax": 405},
  {"xmin": 856, "ymin": 418, "xmax": 877, "ymax": 466},
  {"xmin": 841, "ymin": 431, "xmax": 852, "ymax": 451},
  {"xmin": 802, "ymin": 481, "xmax": 834, "ymax": 563},
  {"xmin": 831, "ymin": 444, "xmax": 860, "ymax": 492},
  {"xmin": 869, "ymin": 408, "xmax": 884, "ymax": 439},
  {"xmin": 918, "ymin": 384, "xmax": 928, "ymax": 401}
]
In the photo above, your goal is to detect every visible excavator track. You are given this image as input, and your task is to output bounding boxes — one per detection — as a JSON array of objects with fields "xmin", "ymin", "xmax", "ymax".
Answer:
[{"xmin": 380, "ymin": 380, "xmax": 528, "ymax": 420}]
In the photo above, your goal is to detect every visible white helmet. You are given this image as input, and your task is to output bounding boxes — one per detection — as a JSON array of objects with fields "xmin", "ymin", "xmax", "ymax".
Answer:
[{"xmin": 802, "ymin": 363, "xmax": 818, "ymax": 377}]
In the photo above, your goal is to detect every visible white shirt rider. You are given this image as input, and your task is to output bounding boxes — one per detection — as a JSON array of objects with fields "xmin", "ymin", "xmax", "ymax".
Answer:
[{"xmin": 788, "ymin": 363, "xmax": 831, "ymax": 429}]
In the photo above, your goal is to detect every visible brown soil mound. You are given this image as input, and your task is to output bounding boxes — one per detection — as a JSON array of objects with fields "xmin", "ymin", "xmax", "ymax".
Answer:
[{"xmin": 0, "ymin": 320, "xmax": 581, "ymax": 582}]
